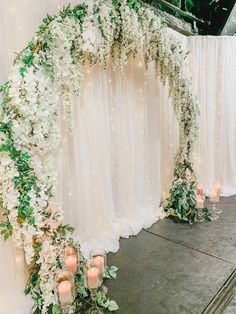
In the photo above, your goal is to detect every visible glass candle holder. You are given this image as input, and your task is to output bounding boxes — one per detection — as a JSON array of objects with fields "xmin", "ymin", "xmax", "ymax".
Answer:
[
  {"xmin": 86, "ymin": 265, "xmax": 101, "ymax": 302},
  {"xmin": 87, "ymin": 259, "xmax": 103, "ymax": 284},
  {"xmin": 214, "ymin": 182, "xmax": 222, "ymax": 195},
  {"xmin": 55, "ymin": 270, "xmax": 74, "ymax": 307},
  {"xmin": 196, "ymin": 195, "xmax": 205, "ymax": 222},
  {"xmin": 209, "ymin": 190, "xmax": 220, "ymax": 218},
  {"xmin": 197, "ymin": 183, "xmax": 204, "ymax": 196},
  {"xmin": 90, "ymin": 249, "xmax": 107, "ymax": 274},
  {"xmin": 63, "ymin": 246, "xmax": 80, "ymax": 273},
  {"xmin": 90, "ymin": 250, "xmax": 108, "ymax": 295}
]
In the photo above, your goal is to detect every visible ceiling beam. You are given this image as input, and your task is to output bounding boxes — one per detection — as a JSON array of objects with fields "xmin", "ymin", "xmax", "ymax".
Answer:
[{"xmin": 221, "ymin": 3, "xmax": 236, "ymax": 35}]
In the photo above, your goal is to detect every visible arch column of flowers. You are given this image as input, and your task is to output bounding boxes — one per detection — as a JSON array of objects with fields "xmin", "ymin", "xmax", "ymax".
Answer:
[{"xmin": 0, "ymin": 0, "xmax": 203, "ymax": 313}]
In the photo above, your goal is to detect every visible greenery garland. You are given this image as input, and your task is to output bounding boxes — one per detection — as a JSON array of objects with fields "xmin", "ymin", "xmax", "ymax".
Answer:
[{"xmin": 0, "ymin": 0, "xmax": 206, "ymax": 313}]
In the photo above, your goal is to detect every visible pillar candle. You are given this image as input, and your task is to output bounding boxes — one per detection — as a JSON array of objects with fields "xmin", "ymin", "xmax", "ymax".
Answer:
[
  {"xmin": 66, "ymin": 247, "xmax": 76, "ymax": 255},
  {"xmin": 58, "ymin": 280, "xmax": 73, "ymax": 305},
  {"xmin": 65, "ymin": 247, "xmax": 80, "ymax": 265},
  {"xmin": 65, "ymin": 255, "xmax": 77, "ymax": 273},
  {"xmin": 214, "ymin": 182, "xmax": 222, "ymax": 195},
  {"xmin": 93, "ymin": 256, "xmax": 105, "ymax": 274},
  {"xmin": 196, "ymin": 196, "xmax": 204, "ymax": 209},
  {"xmin": 210, "ymin": 190, "xmax": 219, "ymax": 203},
  {"xmin": 87, "ymin": 267, "xmax": 100, "ymax": 289},
  {"xmin": 197, "ymin": 183, "xmax": 204, "ymax": 195}
]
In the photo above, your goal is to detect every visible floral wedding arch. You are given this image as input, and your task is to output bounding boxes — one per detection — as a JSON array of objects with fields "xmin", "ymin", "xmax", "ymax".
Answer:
[{"xmin": 0, "ymin": 0, "xmax": 200, "ymax": 313}]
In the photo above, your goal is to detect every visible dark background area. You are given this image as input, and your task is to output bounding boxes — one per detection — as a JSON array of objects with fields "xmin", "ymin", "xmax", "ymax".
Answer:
[{"xmin": 143, "ymin": 0, "xmax": 236, "ymax": 34}]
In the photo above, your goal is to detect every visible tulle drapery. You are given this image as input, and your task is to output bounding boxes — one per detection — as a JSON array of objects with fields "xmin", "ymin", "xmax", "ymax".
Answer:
[
  {"xmin": 58, "ymin": 57, "xmax": 166, "ymax": 255},
  {"xmin": 189, "ymin": 36, "xmax": 236, "ymax": 196}
]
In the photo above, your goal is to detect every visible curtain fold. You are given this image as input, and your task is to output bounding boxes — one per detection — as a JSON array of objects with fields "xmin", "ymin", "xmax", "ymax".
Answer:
[
  {"xmin": 58, "ymin": 57, "xmax": 163, "ymax": 255},
  {"xmin": 189, "ymin": 36, "xmax": 236, "ymax": 196}
]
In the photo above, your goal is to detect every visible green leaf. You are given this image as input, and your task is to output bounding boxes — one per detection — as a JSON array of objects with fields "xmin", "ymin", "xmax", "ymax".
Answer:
[
  {"xmin": 24, "ymin": 287, "xmax": 31, "ymax": 295},
  {"xmin": 108, "ymin": 300, "xmax": 119, "ymax": 311},
  {"xmin": 19, "ymin": 67, "xmax": 26, "ymax": 78},
  {"xmin": 75, "ymin": 284, "xmax": 89, "ymax": 298},
  {"xmin": 28, "ymin": 217, "xmax": 36, "ymax": 225},
  {"xmin": 103, "ymin": 266, "xmax": 118, "ymax": 279},
  {"xmin": 22, "ymin": 54, "xmax": 34, "ymax": 67},
  {"xmin": 97, "ymin": 291, "xmax": 109, "ymax": 308},
  {"xmin": 4, "ymin": 232, "xmax": 10, "ymax": 241},
  {"xmin": 52, "ymin": 304, "xmax": 62, "ymax": 314}
]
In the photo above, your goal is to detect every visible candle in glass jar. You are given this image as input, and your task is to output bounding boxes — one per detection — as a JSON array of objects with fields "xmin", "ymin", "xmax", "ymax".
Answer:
[
  {"xmin": 58, "ymin": 280, "xmax": 73, "ymax": 305},
  {"xmin": 65, "ymin": 255, "xmax": 77, "ymax": 273},
  {"xmin": 196, "ymin": 196, "xmax": 204, "ymax": 209},
  {"xmin": 210, "ymin": 190, "xmax": 219, "ymax": 203},
  {"xmin": 87, "ymin": 267, "xmax": 100, "ymax": 289},
  {"xmin": 214, "ymin": 182, "xmax": 222, "ymax": 195},
  {"xmin": 65, "ymin": 247, "xmax": 80, "ymax": 265},
  {"xmin": 66, "ymin": 247, "xmax": 76, "ymax": 255},
  {"xmin": 93, "ymin": 256, "xmax": 105, "ymax": 273},
  {"xmin": 197, "ymin": 183, "xmax": 204, "ymax": 195}
]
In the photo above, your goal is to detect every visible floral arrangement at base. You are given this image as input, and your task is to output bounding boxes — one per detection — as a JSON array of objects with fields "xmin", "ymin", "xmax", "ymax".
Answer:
[{"xmin": 0, "ymin": 0, "xmax": 203, "ymax": 312}]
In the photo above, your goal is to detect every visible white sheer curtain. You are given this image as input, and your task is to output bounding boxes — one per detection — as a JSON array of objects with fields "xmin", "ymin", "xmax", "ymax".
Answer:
[
  {"xmin": 58, "ymin": 57, "xmax": 166, "ymax": 255},
  {"xmin": 0, "ymin": 2, "xmax": 236, "ymax": 313},
  {"xmin": 189, "ymin": 36, "xmax": 236, "ymax": 196}
]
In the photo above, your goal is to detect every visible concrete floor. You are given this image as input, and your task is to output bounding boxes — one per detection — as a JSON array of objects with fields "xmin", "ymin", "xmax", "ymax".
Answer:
[{"xmin": 107, "ymin": 196, "xmax": 236, "ymax": 314}]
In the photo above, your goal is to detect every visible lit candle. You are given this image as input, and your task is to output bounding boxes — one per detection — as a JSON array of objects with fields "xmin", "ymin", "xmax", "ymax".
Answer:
[
  {"xmin": 66, "ymin": 247, "xmax": 80, "ymax": 263},
  {"xmin": 66, "ymin": 247, "xmax": 76, "ymax": 255},
  {"xmin": 87, "ymin": 267, "xmax": 100, "ymax": 289},
  {"xmin": 93, "ymin": 256, "xmax": 105, "ymax": 274},
  {"xmin": 196, "ymin": 196, "xmax": 204, "ymax": 209},
  {"xmin": 210, "ymin": 190, "xmax": 219, "ymax": 203},
  {"xmin": 65, "ymin": 255, "xmax": 77, "ymax": 273},
  {"xmin": 214, "ymin": 182, "xmax": 222, "ymax": 195},
  {"xmin": 197, "ymin": 183, "xmax": 204, "ymax": 195},
  {"xmin": 58, "ymin": 280, "xmax": 73, "ymax": 305}
]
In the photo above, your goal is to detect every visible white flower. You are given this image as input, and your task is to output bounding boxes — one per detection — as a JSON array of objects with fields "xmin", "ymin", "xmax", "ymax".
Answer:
[
  {"xmin": 0, "ymin": 132, "xmax": 6, "ymax": 145},
  {"xmin": 0, "ymin": 1, "xmax": 199, "ymax": 310}
]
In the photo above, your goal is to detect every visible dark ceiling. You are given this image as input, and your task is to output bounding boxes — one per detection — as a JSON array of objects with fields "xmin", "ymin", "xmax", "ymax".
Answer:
[{"xmin": 143, "ymin": 0, "xmax": 236, "ymax": 35}]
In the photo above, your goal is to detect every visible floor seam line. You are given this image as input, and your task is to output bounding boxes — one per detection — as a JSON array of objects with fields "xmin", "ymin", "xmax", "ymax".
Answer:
[{"xmin": 143, "ymin": 229, "xmax": 236, "ymax": 267}]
